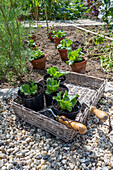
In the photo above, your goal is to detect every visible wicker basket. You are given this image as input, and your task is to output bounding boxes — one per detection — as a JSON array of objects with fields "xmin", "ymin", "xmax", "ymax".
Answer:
[{"xmin": 11, "ymin": 72, "xmax": 106, "ymax": 142}]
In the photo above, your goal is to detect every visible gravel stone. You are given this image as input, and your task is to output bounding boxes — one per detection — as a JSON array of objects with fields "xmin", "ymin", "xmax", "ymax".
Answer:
[
  {"xmin": 102, "ymin": 167, "xmax": 109, "ymax": 170},
  {"xmin": 0, "ymin": 160, "xmax": 4, "ymax": 168}
]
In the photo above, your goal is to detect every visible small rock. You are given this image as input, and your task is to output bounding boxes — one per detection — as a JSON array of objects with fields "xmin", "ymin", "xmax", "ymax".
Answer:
[
  {"xmin": 0, "ymin": 160, "xmax": 3, "ymax": 168},
  {"xmin": 85, "ymin": 161, "xmax": 90, "ymax": 166},
  {"xmin": 10, "ymin": 161, "xmax": 17, "ymax": 166},
  {"xmin": 43, "ymin": 154, "xmax": 50, "ymax": 160},
  {"xmin": 79, "ymin": 159, "xmax": 86, "ymax": 163},
  {"xmin": 0, "ymin": 152, "xmax": 6, "ymax": 159},
  {"xmin": 25, "ymin": 138, "xmax": 31, "ymax": 143},
  {"xmin": 62, "ymin": 159, "xmax": 67, "ymax": 165},
  {"xmin": 102, "ymin": 167, "xmax": 109, "ymax": 170},
  {"xmin": 7, "ymin": 164, "xmax": 14, "ymax": 169},
  {"xmin": 1, "ymin": 166, "xmax": 6, "ymax": 170},
  {"xmin": 85, "ymin": 145, "xmax": 93, "ymax": 151},
  {"xmin": 69, "ymin": 162, "xmax": 75, "ymax": 169}
]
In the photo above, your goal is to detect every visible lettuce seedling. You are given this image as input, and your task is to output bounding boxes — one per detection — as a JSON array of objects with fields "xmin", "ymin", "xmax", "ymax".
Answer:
[
  {"xmin": 57, "ymin": 39, "xmax": 73, "ymax": 51},
  {"xmin": 27, "ymin": 39, "xmax": 37, "ymax": 47},
  {"xmin": 52, "ymin": 29, "xmax": 67, "ymax": 38},
  {"xmin": 66, "ymin": 48, "xmax": 83, "ymax": 65},
  {"xmin": 20, "ymin": 81, "xmax": 38, "ymax": 96},
  {"xmin": 53, "ymin": 91, "xmax": 79, "ymax": 112},
  {"xmin": 47, "ymin": 66, "xmax": 67, "ymax": 80},
  {"xmin": 46, "ymin": 78, "xmax": 60, "ymax": 95},
  {"xmin": 29, "ymin": 47, "xmax": 44, "ymax": 61}
]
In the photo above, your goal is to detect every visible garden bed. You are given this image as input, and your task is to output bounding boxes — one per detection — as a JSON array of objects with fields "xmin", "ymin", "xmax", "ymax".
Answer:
[{"xmin": 0, "ymin": 26, "xmax": 113, "ymax": 88}]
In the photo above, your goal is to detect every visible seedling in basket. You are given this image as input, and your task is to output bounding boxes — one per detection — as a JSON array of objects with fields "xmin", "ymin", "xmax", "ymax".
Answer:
[
  {"xmin": 46, "ymin": 78, "xmax": 60, "ymax": 95},
  {"xmin": 19, "ymin": 81, "xmax": 38, "ymax": 96},
  {"xmin": 57, "ymin": 38, "xmax": 73, "ymax": 51},
  {"xmin": 53, "ymin": 91, "xmax": 79, "ymax": 112},
  {"xmin": 47, "ymin": 66, "xmax": 67, "ymax": 80}
]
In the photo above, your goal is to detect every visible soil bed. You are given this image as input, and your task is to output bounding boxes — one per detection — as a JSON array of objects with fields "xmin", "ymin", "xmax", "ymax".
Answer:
[{"xmin": 1, "ymin": 26, "xmax": 113, "ymax": 88}]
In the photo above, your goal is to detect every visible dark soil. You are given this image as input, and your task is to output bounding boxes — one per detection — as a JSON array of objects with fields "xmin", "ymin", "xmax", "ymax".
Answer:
[{"xmin": 1, "ymin": 26, "xmax": 113, "ymax": 89}]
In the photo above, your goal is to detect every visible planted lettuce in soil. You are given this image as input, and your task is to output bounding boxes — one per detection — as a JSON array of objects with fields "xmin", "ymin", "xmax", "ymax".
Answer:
[
  {"xmin": 19, "ymin": 81, "xmax": 42, "ymax": 98},
  {"xmin": 18, "ymin": 81, "xmax": 44, "ymax": 111},
  {"xmin": 45, "ymin": 78, "xmax": 60, "ymax": 95},
  {"xmin": 57, "ymin": 38, "xmax": 73, "ymax": 51},
  {"xmin": 53, "ymin": 91, "xmax": 79, "ymax": 112},
  {"xmin": 28, "ymin": 47, "xmax": 44, "ymax": 61},
  {"xmin": 47, "ymin": 66, "xmax": 68, "ymax": 80},
  {"xmin": 52, "ymin": 29, "xmax": 67, "ymax": 38},
  {"xmin": 66, "ymin": 47, "xmax": 84, "ymax": 65},
  {"xmin": 44, "ymin": 78, "xmax": 69, "ymax": 107}
]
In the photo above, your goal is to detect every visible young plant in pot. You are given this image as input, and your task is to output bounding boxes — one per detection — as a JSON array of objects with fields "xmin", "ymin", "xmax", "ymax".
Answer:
[
  {"xmin": 29, "ymin": 47, "xmax": 46, "ymax": 70},
  {"xmin": 27, "ymin": 39, "xmax": 39, "ymax": 50},
  {"xmin": 44, "ymin": 78, "xmax": 68, "ymax": 107},
  {"xmin": 27, "ymin": 33, "xmax": 37, "ymax": 42},
  {"xmin": 52, "ymin": 91, "xmax": 81, "ymax": 120},
  {"xmin": 49, "ymin": 30, "xmax": 57, "ymax": 42},
  {"xmin": 43, "ymin": 66, "xmax": 68, "ymax": 84},
  {"xmin": 66, "ymin": 48, "xmax": 87, "ymax": 73},
  {"xmin": 52, "ymin": 30, "xmax": 67, "ymax": 48},
  {"xmin": 18, "ymin": 81, "xmax": 44, "ymax": 111},
  {"xmin": 57, "ymin": 38, "xmax": 73, "ymax": 61}
]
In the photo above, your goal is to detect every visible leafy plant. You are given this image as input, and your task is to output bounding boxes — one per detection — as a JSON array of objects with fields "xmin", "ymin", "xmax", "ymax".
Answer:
[
  {"xmin": 57, "ymin": 38, "xmax": 73, "ymax": 51},
  {"xmin": 20, "ymin": 81, "xmax": 38, "ymax": 96},
  {"xmin": 47, "ymin": 66, "xmax": 67, "ymax": 80},
  {"xmin": 27, "ymin": 39, "xmax": 37, "ymax": 47},
  {"xmin": 29, "ymin": 48, "xmax": 44, "ymax": 61},
  {"xmin": 51, "ymin": 30, "xmax": 57, "ymax": 34},
  {"xmin": 53, "ymin": 91, "xmax": 79, "ymax": 112},
  {"xmin": 66, "ymin": 48, "xmax": 83, "ymax": 65},
  {"xmin": 98, "ymin": 0, "xmax": 113, "ymax": 25},
  {"xmin": 52, "ymin": 30, "xmax": 67, "ymax": 38},
  {"xmin": 100, "ymin": 53, "xmax": 113, "ymax": 72},
  {"xmin": 95, "ymin": 36, "xmax": 104, "ymax": 45},
  {"xmin": 46, "ymin": 78, "xmax": 60, "ymax": 95},
  {"xmin": 0, "ymin": 0, "xmax": 30, "ymax": 82}
]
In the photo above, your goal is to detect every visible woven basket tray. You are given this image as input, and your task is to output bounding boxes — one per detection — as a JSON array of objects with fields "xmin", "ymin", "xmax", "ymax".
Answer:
[{"xmin": 11, "ymin": 72, "xmax": 106, "ymax": 142}]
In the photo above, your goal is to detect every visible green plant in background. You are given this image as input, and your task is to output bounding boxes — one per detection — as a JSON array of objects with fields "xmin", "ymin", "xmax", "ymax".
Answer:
[
  {"xmin": 100, "ymin": 53, "xmax": 113, "ymax": 72},
  {"xmin": 20, "ymin": 81, "xmax": 38, "ymax": 95},
  {"xmin": 57, "ymin": 38, "xmax": 73, "ymax": 51},
  {"xmin": 100, "ymin": 41, "xmax": 113, "ymax": 72},
  {"xmin": 98, "ymin": 0, "xmax": 113, "ymax": 26},
  {"xmin": 53, "ymin": 91, "xmax": 79, "ymax": 112},
  {"xmin": 0, "ymin": 0, "xmax": 30, "ymax": 82},
  {"xmin": 28, "ymin": 48, "xmax": 44, "ymax": 61},
  {"xmin": 47, "ymin": 66, "xmax": 67, "ymax": 80},
  {"xmin": 66, "ymin": 48, "xmax": 83, "ymax": 65},
  {"xmin": 46, "ymin": 78, "xmax": 60, "ymax": 94}
]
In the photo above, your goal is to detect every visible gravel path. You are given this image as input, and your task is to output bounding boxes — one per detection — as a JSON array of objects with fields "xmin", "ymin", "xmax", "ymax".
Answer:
[{"xmin": 0, "ymin": 82, "xmax": 113, "ymax": 170}]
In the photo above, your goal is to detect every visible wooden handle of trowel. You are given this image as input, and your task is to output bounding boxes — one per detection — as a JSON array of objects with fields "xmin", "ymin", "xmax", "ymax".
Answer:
[
  {"xmin": 58, "ymin": 116, "xmax": 87, "ymax": 134},
  {"xmin": 90, "ymin": 106, "xmax": 108, "ymax": 121}
]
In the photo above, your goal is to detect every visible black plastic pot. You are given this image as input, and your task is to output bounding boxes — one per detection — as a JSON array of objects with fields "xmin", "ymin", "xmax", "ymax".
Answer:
[
  {"xmin": 18, "ymin": 83, "xmax": 44, "ymax": 111},
  {"xmin": 43, "ymin": 74, "xmax": 66, "ymax": 85},
  {"xmin": 44, "ymin": 84, "xmax": 69, "ymax": 107},
  {"xmin": 52, "ymin": 100, "xmax": 81, "ymax": 120}
]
